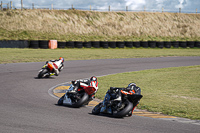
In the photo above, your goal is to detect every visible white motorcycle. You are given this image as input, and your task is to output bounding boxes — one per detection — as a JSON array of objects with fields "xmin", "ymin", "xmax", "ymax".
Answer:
[{"xmin": 57, "ymin": 84, "xmax": 96, "ymax": 108}]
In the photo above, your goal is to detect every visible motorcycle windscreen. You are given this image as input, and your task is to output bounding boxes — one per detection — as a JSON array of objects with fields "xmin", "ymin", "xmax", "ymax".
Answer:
[{"xmin": 100, "ymin": 93, "xmax": 112, "ymax": 114}]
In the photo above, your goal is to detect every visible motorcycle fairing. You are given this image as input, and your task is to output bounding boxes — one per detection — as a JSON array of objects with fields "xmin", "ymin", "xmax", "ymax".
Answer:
[
  {"xmin": 100, "ymin": 93, "xmax": 112, "ymax": 114},
  {"xmin": 127, "ymin": 94, "xmax": 143, "ymax": 103},
  {"xmin": 42, "ymin": 64, "xmax": 47, "ymax": 68},
  {"xmin": 62, "ymin": 84, "xmax": 74, "ymax": 105},
  {"xmin": 83, "ymin": 87, "xmax": 96, "ymax": 96},
  {"xmin": 63, "ymin": 94, "xmax": 72, "ymax": 105}
]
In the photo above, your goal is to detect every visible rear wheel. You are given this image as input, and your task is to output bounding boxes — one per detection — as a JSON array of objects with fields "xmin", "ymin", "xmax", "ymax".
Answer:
[{"xmin": 38, "ymin": 69, "xmax": 49, "ymax": 78}]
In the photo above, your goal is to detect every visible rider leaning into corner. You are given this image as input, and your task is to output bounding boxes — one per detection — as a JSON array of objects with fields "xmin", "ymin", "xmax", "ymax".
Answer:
[
  {"xmin": 46, "ymin": 57, "xmax": 64, "ymax": 76},
  {"xmin": 104, "ymin": 82, "xmax": 141, "ymax": 113},
  {"xmin": 70, "ymin": 76, "xmax": 99, "ymax": 98}
]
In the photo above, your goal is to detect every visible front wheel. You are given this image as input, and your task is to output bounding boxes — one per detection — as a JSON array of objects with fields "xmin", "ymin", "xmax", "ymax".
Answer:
[
  {"xmin": 71, "ymin": 92, "xmax": 89, "ymax": 108},
  {"xmin": 57, "ymin": 95, "xmax": 65, "ymax": 105},
  {"xmin": 38, "ymin": 69, "xmax": 49, "ymax": 78},
  {"xmin": 92, "ymin": 103, "xmax": 102, "ymax": 115},
  {"xmin": 113, "ymin": 100, "xmax": 133, "ymax": 118}
]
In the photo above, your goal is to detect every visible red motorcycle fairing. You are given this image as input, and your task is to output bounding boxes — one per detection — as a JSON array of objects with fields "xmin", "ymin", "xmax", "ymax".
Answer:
[{"xmin": 77, "ymin": 86, "xmax": 96, "ymax": 96}]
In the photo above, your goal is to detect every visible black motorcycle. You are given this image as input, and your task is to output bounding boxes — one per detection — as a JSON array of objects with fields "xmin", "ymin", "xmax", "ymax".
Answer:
[{"xmin": 92, "ymin": 87, "xmax": 143, "ymax": 118}]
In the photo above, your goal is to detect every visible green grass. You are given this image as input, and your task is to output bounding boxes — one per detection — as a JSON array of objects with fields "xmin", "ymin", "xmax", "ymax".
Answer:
[
  {"xmin": 96, "ymin": 66, "xmax": 200, "ymax": 120},
  {"xmin": 0, "ymin": 48, "xmax": 200, "ymax": 64}
]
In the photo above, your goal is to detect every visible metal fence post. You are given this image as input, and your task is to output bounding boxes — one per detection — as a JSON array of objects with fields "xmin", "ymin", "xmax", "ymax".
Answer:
[
  {"xmin": 179, "ymin": 8, "xmax": 181, "ymax": 13},
  {"xmin": 196, "ymin": 8, "xmax": 197, "ymax": 14},
  {"xmin": 109, "ymin": 5, "xmax": 110, "ymax": 11},
  {"xmin": 32, "ymin": 3, "xmax": 34, "ymax": 9},
  {"xmin": 162, "ymin": 7, "xmax": 163, "ymax": 13},
  {"xmin": 126, "ymin": 6, "xmax": 128, "ymax": 12},
  {"xmin": 90, "ymin": 5, "xmax": 91, "ymax": 11},
  {"xmin": 51, "ymin": 4, "xmax": 53, "ymax": 10},
  {"xmin": 10, "ymin": 1, "xmax": 13, "ymax": 9},
  {"xmin": 21, "ymin": 0, "xmax": 23, "ymax": 10}
]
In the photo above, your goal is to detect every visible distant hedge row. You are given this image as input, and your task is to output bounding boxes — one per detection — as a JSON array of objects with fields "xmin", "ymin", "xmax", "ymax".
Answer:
[{"xmin": 0, "ymin": 40, "xmax": 200, "ymax": 48}]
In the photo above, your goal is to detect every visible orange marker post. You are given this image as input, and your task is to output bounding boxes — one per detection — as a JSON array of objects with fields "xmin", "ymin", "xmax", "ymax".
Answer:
[{"xmin": 49, "ymin": 40, "xmax": 57, "ymax": 49}]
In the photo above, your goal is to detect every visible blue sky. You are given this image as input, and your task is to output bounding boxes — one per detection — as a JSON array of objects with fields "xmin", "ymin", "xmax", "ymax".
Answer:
[{"xmin": 2, "ymin": 0, "xmax": 200, "ymax": 12}]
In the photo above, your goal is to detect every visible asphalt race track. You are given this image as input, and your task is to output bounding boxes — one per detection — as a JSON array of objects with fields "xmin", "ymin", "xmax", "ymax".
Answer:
[{"xmin": 0, "ymin": 57, "xmax": 200, "ymax": 133}]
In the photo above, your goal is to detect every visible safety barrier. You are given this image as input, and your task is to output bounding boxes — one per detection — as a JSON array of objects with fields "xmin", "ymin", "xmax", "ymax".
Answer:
[
  {"xmin": 0, "ymin": 40, "xmax": 29, "ymax": 48},
  {"xmin": 0, "ymin": 40, "xmax": 200, "ymax": 49}
]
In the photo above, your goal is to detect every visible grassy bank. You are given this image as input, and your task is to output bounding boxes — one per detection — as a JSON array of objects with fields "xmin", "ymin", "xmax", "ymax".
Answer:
[
  {"xmin": 0, "ymin": 9, "xmax": 200, "ymax": 41},
  {"xmin": 96, "ymin": 66, "xmax": 200, "ymax": 120},
  {"xmin": 0, "ymin": 48, "xmax": 200, "ymax": 64}
]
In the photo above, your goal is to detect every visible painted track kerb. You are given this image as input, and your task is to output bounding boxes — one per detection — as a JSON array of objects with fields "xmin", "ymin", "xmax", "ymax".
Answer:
[{"xmin": 48, "ymin": 82, "xmax": 68, "ymax": 99}]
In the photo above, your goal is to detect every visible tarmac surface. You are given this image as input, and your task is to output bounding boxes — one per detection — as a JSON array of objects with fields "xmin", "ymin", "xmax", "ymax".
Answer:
[{"xmin": 1, "ymin": 57, "xmax": 200, "ymax": 133}]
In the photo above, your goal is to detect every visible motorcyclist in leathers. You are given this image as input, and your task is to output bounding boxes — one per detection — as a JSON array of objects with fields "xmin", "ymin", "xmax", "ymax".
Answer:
[
  {"xmin": 70, "ymin": 76, "xmax": 99, "ymax": 97},
  {"xmin": 103, "ymin": 83, "xmax": 141, "ymax": 114},
  {"xmin": 46, "ymin": 57, "xmax": 64, "ymax": 76}
]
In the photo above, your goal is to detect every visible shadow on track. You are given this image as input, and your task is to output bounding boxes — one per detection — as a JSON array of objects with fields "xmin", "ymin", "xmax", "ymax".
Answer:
[
  {"xmin": 54, "ymin": 104, "xmax": 88, "ymax": 109},
  {"xmin": 34, "ymin": 77, "xmax": 56, "ymax": 79},
  {"xmin": 88, "ymin": 113, "xmax": 126, "ymax": 119}
]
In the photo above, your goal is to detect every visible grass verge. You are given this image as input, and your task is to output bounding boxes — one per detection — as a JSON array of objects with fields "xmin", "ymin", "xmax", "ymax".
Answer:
[
  {"xmin": 0, "ymin": 48, "xmax": 200, "ymax": 64},
  {"xmin": 96, "ymin": 65, "xmax": 200, "ymax": 120}
]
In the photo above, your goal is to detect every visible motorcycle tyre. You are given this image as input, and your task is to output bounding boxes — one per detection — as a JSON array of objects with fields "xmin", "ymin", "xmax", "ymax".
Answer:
[
  {"xmin": 71, "ymin": 92, "xmax": 89, "ymax": 108},
  {"xmin": 92, "ymin": 103, "xmax": 102, "ymax": 115},
  {"xmin": 113, "ymin": 100, "xmax": 133, "ymax": 118},
  {"xmin": 38, "ymin": 69, "xmax": 49, "ymax": 78},
  {"xmin": 57, "ymin": 95, "xmax": 65, "ymax": 105}
]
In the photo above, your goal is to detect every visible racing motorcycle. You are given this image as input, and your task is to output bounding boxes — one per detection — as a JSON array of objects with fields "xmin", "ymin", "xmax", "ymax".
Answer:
[
  {"xmin": 38, "ymin": 60, "xmax": 64, "ymax": 78},
  {"xmin": 38, "ymin": 62, "xmax": 59, "ymax": 78},
  {"xmin": 57, "ymin": 84, "xmax": 96, "ymax": 108},
  {"xmin": 92, "ymin": 87, "xmax": 143, "ymax": 118}
]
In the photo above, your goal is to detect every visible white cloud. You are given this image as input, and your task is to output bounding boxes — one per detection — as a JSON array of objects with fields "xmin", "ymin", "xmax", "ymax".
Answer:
[
  {"xmin": 2, "ymin": 0, "xmax": 199, "ymax": 12},
  {"xmin": 175, "ymin": 0, "xmax": 188, "ymax": 9},
  {"xmin": 124, "ymin": 0, "xmax": 146, "ymax": 10}
]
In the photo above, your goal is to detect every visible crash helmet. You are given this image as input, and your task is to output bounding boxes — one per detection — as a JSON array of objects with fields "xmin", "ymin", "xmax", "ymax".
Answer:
[
  {"xmin": 127, "ymin": 82, "xmax": 136, "ymax": 90},
  {"xmin": 90, "ymin": 76, "xmax": 97, "ymax": 81},
  {"xmin": 59, "ymin": 57, "xmax": 64, "ymax": 63}
]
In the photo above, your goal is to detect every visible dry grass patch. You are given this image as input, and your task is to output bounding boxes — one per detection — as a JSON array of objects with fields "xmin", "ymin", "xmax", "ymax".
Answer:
[{"xmin": 0, "ymin": 10, "xmax": 200, "ymax": 41}]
